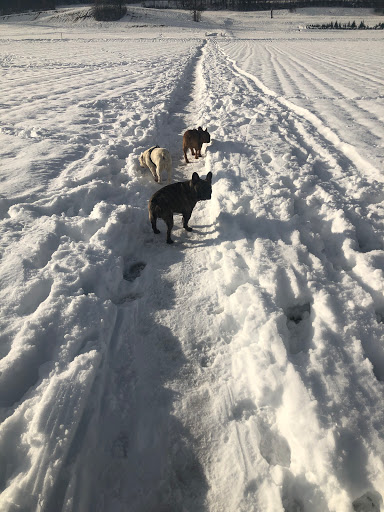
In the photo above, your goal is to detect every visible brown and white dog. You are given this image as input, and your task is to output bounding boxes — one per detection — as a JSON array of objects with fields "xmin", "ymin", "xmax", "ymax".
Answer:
[
  {"xmin": 183, "ymin": 127, "xmax": 211, "ymax": 163},
  {"xmin": 139, "ymin": 145, "xmax": 172, "ymax": 184}
]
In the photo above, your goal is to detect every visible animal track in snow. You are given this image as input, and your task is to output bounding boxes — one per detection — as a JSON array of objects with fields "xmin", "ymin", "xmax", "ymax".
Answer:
[
  {"xmin": 231, "ymin": 399, "xmax": 291, "ymax": 468},
  {"xmin": 258, "ymin": 421, "xmax": 291, "ymax": 468},
  {"xmin": 109, "ymin": 261, "xmax": 147, "ymax": 305},
  {"xmin": 231, "ymin": 398, "xmax": 257, "ymax": 421},
  {"xmin": 243, "ymin": 479, "xmax": 258, "ymax": 497},
  {"xmin": 353, "ymin": 491, "xmax": 383, "ymax": 512},
  {"xmin": 111, "ymin": 433, "xmax": 130, "ymax": 458},
  {"xmin": 112, "ymin": 293, "xmax": 142, "ymax": 306},
  {"xmin": 200, "ymin": 353, "xmax": 215, "ymax": 368},
  {"xmin": 261, "ymin": 152, "xmax": 272, "ymax": 164},
  {"xmin": 356, "ymin": 229, "xmax": 383, "ymax": 253},
  {"xmin": 376, "ymin": 310, "xmax": 384, "ymax": 324},
  {"xmin": 284, "ymin": 302, "xmax": 312, "ymax": 354},
  {"xmin": 281, "ymin": 470, "xmax": 328, "ymax": 512},
  {"xmin": 291, "ymin": 146, "xmax": 308, "ymax": 166},
  {"xmin": 123, "ymin": 261, "xmax": 146, "ymax": 281}
]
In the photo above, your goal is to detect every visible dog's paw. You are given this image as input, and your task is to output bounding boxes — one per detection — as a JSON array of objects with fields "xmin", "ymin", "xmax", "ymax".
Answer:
[
  {"xmin": 154, "ymin": 228, "xmax": 160, "ymax": 234},
  {"xmin": 166, "ymin": 239, "xmax": 174, "ymax": 244},
  {"xmin": 185, "ymin": 227, "xmax": 193, "ymax": 232}
]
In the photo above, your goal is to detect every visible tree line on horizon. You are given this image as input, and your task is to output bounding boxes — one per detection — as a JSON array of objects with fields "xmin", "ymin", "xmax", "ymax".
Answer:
[
  {"xmin": 307, "ymin": 18, "xmax": 384, "ymax": 27},
  {"xmin": 1, "ymin": 0, "xmax": 383, "ymax": 16}
]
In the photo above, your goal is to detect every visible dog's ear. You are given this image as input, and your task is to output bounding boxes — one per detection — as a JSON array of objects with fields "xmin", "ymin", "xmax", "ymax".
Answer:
[
  {"xmin": 205, "ymin": 128, "xmax": 208, "ymax": 132},
  {"xmin": 198, "ymin": 126, "xmax": 203, "ymax": 131},
  {"xmin": 192, "ymin": 172, "xmax": 200, "ymax": 183},
  {"xmin": 206, "ymin": 172, "xmax": 212, "ymax": 183}
]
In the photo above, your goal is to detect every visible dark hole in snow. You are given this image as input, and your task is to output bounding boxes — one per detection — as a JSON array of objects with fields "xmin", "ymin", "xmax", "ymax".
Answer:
[
  {"xmin": 353, "ymin": 491, "xmax": 382, "ymax": 512},
  {"xmin": 375, "ymin": 310, "xmax": 384, "ymax": 324},
  {"xmin": 124, "ymin": 261, "xmax": 146, "ymax": 281},
  {"xmin": 285, "ymin": 303, "xmax": 311, "ymax": 325},
  {"xmin": 231, "ymin": 398, "xmax": 257, "ymax": 421}
]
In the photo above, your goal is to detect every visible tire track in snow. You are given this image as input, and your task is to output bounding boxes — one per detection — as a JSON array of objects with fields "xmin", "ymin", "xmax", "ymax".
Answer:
[
  {"xmin": 185, "ymin": 40, "xmax": 384, "ymax": 510},
  {"xmin": 153, "ymin": 40, "xmax": 330, "ymax": 511},
  {"xmin": 216, "ymin": 44, "xmax": 384, "ymax": 380},
  {"xmin": 221, "ymin": 45, "xmax": 382, "ymax": 182},
  {"xmin": 220, "ymin": 39, "xmax": 384, "ymax": 174},
  {"xmin": 294, "ymin": 44, "xmax": 384, "ymax": 91},
  {"xmin": 264, "ymin": 44, "xmax": 384, "ymax": 150},
  {"xmin": 216, "ymin": 41, "xmax": 384, "ymax": 356}
]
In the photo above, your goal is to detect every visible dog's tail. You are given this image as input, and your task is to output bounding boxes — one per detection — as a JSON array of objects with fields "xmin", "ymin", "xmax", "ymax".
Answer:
[{"xmin": 148, "ymin": 201, "xmax": 161, "ymax": 222}]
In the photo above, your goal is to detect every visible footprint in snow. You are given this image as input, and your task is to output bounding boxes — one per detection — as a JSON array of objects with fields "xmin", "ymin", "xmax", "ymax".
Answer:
[
  {"xmin": 231, "ymin": 399, "xmax": 291, "ymax": 468},
  {"xmin": 231, "ymin": 398, "xmax": 257, "ymax": 421},
  {"xmin": 353, "ymin": 491, "xmax": 382, "ymax": 512},
  {"xmin": 111, "ymin": 261, "xmax": 147, "ymax": 305},
  {"xmin": 261, "ymin": 152, "xmax": 272, "ymax": 164},
  {"xmin": 200, "ymin": 353, "xmax": 215, "ymax": 368},
  {"xmin": 356, "ymin": 229, "xmax": 383, "ymax": 253},
  {"xmin": 258, "ymin": 420, "xmax": 291, "ymax": 468},
  {"xmin": 123, "ymin": 261, "xmax": 146, "ymax": 282},
  {"xmin": 284, "ymin": 302, "xmax": 312, "ymax": 354},
  {"xmin": 375, "ymin": 310, "xmax": 384, "ymax": 324},
  {"xmin": 111, "ymin": 433, "xmax": 130, "ymax": 458}
]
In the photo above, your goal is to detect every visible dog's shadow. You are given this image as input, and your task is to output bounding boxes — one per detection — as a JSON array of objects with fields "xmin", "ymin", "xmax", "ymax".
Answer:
[
  {"xmin": 172, "ymin": 223, "xmax": 217, "ymax": 248},
  {"xmin": 192, "ymin": 223, "xmax": 215, "ymax": 231},
  {"xmin": 208, "ymin": 139, "xmax": 251, "ymax": 156}
]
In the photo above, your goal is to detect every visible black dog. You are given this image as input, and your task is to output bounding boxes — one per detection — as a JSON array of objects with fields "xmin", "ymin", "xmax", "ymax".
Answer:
[{"xmin": 148, "ymin": 172, "xmax": 213, "ymax": 244}]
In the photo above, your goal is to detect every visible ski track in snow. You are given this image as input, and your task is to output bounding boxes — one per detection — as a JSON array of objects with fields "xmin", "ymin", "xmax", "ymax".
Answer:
[{"xmin": 0, "ymin": 7, "xmax": 384, "ymax": 512}]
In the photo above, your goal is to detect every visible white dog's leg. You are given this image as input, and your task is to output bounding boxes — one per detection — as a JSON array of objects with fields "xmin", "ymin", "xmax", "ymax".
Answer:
[
  {"xmin": 147, "ymin": 159, "xmax": 158, "ymax": 182},
  {"xmin": 157, "ymin": 166, "xmax": 162, "ymax": 184}
]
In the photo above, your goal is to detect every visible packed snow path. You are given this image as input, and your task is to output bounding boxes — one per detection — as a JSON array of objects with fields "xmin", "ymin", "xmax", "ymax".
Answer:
[{"xmin": 0, "ymin": 8, "xmax": 384, "ymax": 512}]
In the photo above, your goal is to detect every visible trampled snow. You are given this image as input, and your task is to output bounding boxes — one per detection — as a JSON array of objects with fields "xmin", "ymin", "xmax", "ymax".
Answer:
[{"xmin": 0, "ymin": 5, "xmax": 383, "ymax": 511}]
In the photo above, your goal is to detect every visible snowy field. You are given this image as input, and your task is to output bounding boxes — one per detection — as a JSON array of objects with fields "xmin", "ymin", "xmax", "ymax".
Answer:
[{"xmin": 0, "ymin": 5, "xmax": 384, "ymax": 512}]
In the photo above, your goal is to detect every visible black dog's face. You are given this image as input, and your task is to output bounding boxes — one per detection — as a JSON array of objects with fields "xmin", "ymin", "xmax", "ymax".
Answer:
[
  {"xmin": 198, "ymin": 127, "xmax": 211, "ymax": 144},
  {"xmin": 192, "ymin": 171, "xmax": 212, "ymax": 201}
]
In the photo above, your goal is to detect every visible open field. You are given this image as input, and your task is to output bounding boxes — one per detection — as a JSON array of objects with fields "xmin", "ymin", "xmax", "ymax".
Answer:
[{"xmin": 0, "ymin": 6, "xmax": 383, "ymax": 511}]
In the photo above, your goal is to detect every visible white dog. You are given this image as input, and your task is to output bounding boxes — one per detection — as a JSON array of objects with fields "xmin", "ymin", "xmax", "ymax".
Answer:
[{"xmin": 139, "ymin": 145, "xmax": 172, "ymax": 184}]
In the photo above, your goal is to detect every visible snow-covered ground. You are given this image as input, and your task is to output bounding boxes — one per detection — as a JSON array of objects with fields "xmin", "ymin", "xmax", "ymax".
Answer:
[{"xmin": 0, "ymin": 5, "xmax": 384, "ymax": 511}]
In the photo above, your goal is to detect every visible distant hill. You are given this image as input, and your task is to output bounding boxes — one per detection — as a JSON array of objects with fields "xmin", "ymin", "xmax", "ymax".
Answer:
[{"xmin": 1, "ymin": 0, "xmax": 383, "ymax": 16}]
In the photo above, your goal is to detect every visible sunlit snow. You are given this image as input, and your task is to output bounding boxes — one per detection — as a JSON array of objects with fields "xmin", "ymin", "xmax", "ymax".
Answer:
[{"xmin": 0, "ymin": 5, "xmax": 384, "ymax": 512}]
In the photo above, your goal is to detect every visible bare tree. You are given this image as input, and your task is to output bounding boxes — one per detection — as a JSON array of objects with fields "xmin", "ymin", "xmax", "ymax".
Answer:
[{"xmin": 183, "ymin": 0, "xmax": 204, "ymax": 21}]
